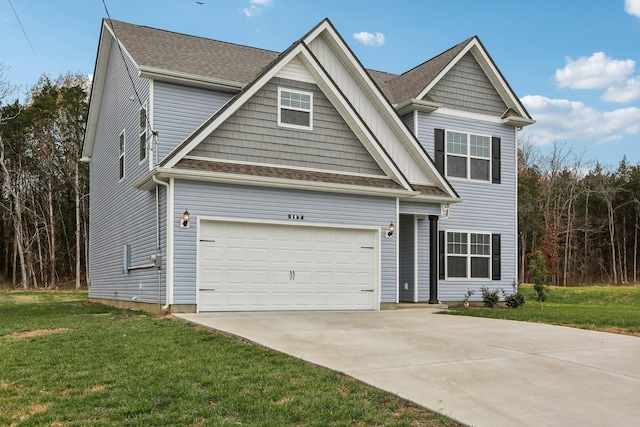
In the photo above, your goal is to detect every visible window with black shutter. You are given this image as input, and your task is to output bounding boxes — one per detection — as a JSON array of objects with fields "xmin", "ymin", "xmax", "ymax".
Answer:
[{"xmin": 434, "ymin": 128, "xmax": 500, "ymax": 183}]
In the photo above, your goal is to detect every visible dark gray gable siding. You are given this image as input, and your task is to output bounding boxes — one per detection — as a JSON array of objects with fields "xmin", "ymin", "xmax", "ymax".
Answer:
[
  {"xmin": 428, "ymin": 52, "xmax": 507, "ymax": 117},
  {"xmin": 172, "ymin": 180, "xmax": 396, "ymax": 305},
  {"xmin": 153, "ymin": 81, "xmax": 234, "ymax": 161},
  {"xmin": 189, "ymin": 77, "xmax": 384, "ymax": 175},
  {"xmin": 88, "ymin": 44, "xmax": 166, "ymax": 304}
]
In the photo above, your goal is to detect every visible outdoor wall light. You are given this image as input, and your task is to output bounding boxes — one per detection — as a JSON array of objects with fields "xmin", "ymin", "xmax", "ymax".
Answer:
[
  {"xmin": 181, "ymin": 209, "xmax": 190, "ymax": 228},
  {"xmin": 386, "ymin": 222, "xmax": 395, "ymax": 238},
  {"xmin": 441, "ymin": 203, "xmax": 450, "ymax": 218}
]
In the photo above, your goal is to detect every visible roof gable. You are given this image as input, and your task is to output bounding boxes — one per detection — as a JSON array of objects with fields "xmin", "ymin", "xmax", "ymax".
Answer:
[
  {"xmin": 373, "ymin": 36, "xmax": 532, "ymax": 121},
  {"xmin": 85, "ymin": 18, "xmax": 461, "ymax": 200},
  {"xmin": 301, "ymin": 20, "xmax": 458, "ymax": 197},
  {"xmin": 378, "ymin": 37, "xmax": 472, "ymax": 105},
  {"xmin": 188, "ymin": 76, "xmax": 385, "ymax": 176},
  {"xmin": 428, "ymin": 51, "xmax": 508, "ymax": 116},
  {"xmin": 161, "ymin": 39, "xmax": 416, "ymax": 192}
]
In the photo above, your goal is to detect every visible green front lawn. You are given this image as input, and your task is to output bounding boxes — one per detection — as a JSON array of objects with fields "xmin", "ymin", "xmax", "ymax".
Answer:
[
  {"xmin": 0, "ymin": 291, "xmax": 459, "ymax": 426},
  {"xmin": 444, "ymin": 284, "xmax": 640, "ymax": 336}
]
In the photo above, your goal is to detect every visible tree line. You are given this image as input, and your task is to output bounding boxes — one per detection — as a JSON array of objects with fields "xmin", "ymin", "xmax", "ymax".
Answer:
[
  {"xmin": 518, "ymin": 138, "xmax": 640, "ymax": 286},
  {"xmin": 1, "ymin": 67, "xmax": 638, "ymax": 288},
  {"xmin": 0, "ymin": 67, "xmax": 89, "ymax": 289}
]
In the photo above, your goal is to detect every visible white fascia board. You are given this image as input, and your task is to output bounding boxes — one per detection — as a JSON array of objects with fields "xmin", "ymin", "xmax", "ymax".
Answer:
[
  {"xmin": 417, "ymin": 42, "xmax": 473, "ymax": 101},
  {"xmin": 104, "ymin": 22, "xmax": 140, "ymax": 74},
  {"xmin": 84, "ymin": 21, "xmax": 145, "ymax": 159},
  {"xmin": 303, "ymin": 24, "xmax": 457, "ymax": 198},
  {"xmin": 139, "ymin": 66, "xmax": 245, "ymax": 92},
  {"xmin": 395, "ymin": 98, "xmax": 442, "ymax": 116},
  {"xmin": 136, "ymin": 167, "xmax": 421, "ymax": 199},
  {"xmin": 82, "ymin": 25, "xmax": 113, "ymax": 159},
  {"xmin": 400, "ymin": 193, "xmax": 463, "ymax": 204},
  {"xmin": 431, "ymin": 106, "xmax": 536, "ymax": 128},
  {"xmin": 432, "ymin": 107, "xmax": 505, "ymax": 123},
  {"xmin": 469, "ymin": 44, "xmax": 530, "ymax": 119},
  {"xmin": 503, "ymin": 115, "xmax": 536, "ymax": 128}
]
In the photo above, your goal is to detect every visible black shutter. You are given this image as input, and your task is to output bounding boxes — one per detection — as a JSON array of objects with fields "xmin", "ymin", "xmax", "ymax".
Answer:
[
  {"xmin": 492, "ymin": 234, "xmax": 501, "ymax": 280},
  {"xmin": 492, "ymin": 136, "xmax": 501, "ymax": 184},
  {"xmin": 439, "ymin": 230, "xmax": 445, "ymax": 280},
  {"xmin": 435, "ymin": 128, "xmax": 445, "ymax": 174}
]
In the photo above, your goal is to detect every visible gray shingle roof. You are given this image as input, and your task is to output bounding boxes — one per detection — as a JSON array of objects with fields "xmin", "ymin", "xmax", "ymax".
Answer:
[
  {"xmin": 176, "ymin": 158, "xmax": 448, "ymax": 196},
  {"xmin": 176, "ymin": 158, "xmax": 405, "ymax": 190},
  {"xmin": 106, "ymin": 20, "xmax": 469, "ymax": 105},
  {"xmin": 369, "ymin": 37, "xmax": 474, "ymax": 105},
  {"xmin": 108, "ymin": 20, "xmax": 280, "ymax": 86}
]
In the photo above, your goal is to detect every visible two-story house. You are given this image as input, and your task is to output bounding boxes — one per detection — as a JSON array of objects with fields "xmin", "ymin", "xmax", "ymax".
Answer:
[{"xmin": 81, "ymin": 18, "xmax": 533, "ymax": 313}]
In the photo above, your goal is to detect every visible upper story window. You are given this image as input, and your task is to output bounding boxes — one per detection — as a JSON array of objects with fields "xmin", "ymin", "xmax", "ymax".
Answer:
[
  {"xmin": 434, "ymin": 128, "xmax": 501, "ymax": 184},
  {"xmin": 139, "ymin": 105, "xmax": 148, "ymax": 163},
  {"xmin": 278, "ymin": 88, "xmax": 313, "ymax": 130},
  {"xmin": 119, "ymin": 130, "xmax": 125, "ymax": 181},
  {"xmin": 446, "ymin": 131, "xmax": 491, "ymax": 181}
]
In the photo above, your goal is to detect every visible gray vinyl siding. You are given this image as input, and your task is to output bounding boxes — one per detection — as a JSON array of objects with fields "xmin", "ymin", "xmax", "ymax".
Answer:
[
  {"xmin": 417, "ymin": 112, "xmax": 517, "ymax": 301},
  {"xmin": 398, "ymin": 215, "xmax": 414, "ymax": 302},
  {"xmin": 428, "ymin": 53, "xmax": 507, "ymax": 117},
  {"xmin": 153, "ymin": 81, "xmax": 233, "ymax": 160},
  {"xmin": 172, "ymin": 180, "xmax": 396, "ymax": 305},
  {"xmin": 88, "ymin": 43, "xmax": 165, "ymax": 304},
  {"xmin": 402, "ymin": 113, "xmax": 415, "ymax": 135},
  {"xmin": 189, "ymin": 77, "xmax": 384, "ymax": 175}
]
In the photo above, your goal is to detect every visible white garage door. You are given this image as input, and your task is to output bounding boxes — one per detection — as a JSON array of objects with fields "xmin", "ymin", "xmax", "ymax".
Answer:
[{"xmin": 198, "ymin": 220, "xmax": 378, "ymax": 311}]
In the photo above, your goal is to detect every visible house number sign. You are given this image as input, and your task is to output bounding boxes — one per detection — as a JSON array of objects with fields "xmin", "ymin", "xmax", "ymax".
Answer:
[{"xmin": 288, "ymin": 214, "xmax": 304, "ymax": 220}]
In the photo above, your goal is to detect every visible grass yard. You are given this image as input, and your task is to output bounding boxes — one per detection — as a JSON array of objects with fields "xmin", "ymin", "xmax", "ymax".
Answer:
[
  {"xmin": 445, "ymin": 284, "xmax": 640, "ymax": 336},
  {"xmin": 0, "ymin": 291, "xmax": 459, "ymax": 427}
]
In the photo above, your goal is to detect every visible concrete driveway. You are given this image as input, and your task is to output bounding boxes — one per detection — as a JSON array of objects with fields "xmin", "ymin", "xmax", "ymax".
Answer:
[{"xmin": 176, "ymin": 309, "xmax": 640, "ymax": 427}]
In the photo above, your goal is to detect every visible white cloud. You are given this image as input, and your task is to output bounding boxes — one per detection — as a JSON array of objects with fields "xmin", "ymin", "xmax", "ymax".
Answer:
[
  {"xmin": 353, "ymin": 31, "xmax": 385, "ymax": 47},
  {"xmin": 555, "ymin": 52, "xmax": 635, "ymax": 89},
  {"xmin": 625, "ymin": 0, "xmax": 640, "ymax": 17},
  {"xmin": 602, "ymin": 75, "xmax": 640, "ymax": 103},
  {"xmin": 521, "ymin": 95, "xmax": 640, "ymax": 146},
  {"xmin": 242, "ymin": 0, "xmax": 273, "ymax": 17}
]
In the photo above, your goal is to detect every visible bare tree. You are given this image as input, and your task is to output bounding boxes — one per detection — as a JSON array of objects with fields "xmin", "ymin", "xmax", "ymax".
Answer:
[{"xmin": 0, "ymin": 64, "xmax": 28, "ymax": 288}]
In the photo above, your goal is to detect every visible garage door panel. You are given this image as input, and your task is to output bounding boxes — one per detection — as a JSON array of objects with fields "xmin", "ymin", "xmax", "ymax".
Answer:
[{"xmin": 198, "ymin": 221, "xmax": 377, "ymax": 311}]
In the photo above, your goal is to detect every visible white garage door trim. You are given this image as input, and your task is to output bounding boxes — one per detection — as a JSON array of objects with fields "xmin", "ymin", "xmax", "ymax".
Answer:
[{"xmin": 196, "ymin": 217, "xmax": 380, "ymax": 312}]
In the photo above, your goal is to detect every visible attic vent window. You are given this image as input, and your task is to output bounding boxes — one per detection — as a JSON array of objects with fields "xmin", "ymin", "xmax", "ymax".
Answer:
[{"xmin": 278, "ymin": 88, "xmax": 313, "ymax": 130}]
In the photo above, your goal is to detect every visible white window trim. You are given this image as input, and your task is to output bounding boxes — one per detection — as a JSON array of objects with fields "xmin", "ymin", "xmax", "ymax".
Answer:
[
  {"xmin": 119, "ymin": 129, "xmax": 126, "ymax": 182},
  {"xmin": 444, "ymin": 229, "xmax": 492, "ymax": 281},
  {"xmin": 277, "ymin": 87, "xmax": 313, "ymax": 131},
  {"xmin": 445, "ymin": 129, "xmax": 492, "ymax": 183},
  {"xmin": 139, "ymin": 103, "xmax": 148, "ymax": 164}
]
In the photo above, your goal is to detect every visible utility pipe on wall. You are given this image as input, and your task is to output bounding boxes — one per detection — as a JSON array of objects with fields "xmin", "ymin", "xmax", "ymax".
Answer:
[{"xmin": 152, "ymin": 175, "xmax": 170, "ymax": 312}]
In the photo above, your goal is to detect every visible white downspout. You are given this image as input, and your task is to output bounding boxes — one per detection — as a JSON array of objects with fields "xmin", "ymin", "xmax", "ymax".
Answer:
[{"xmin": 152, "ymin": 175, "xmax": 170, "ymax": 311}]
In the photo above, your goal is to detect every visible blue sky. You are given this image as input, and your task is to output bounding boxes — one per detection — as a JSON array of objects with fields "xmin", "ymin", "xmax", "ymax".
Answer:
[{"xmin": 1, "ymin": 0, "xmax": 639, "ymax": 170}]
